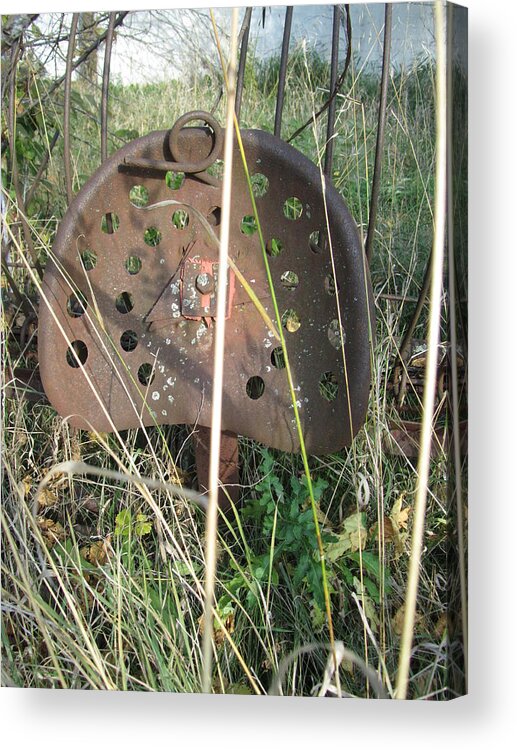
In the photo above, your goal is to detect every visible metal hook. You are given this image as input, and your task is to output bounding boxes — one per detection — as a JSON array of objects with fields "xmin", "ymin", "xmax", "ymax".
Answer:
[{"xmin": 122, "ymin": 110, "xmax": 223, "ymax": 186}]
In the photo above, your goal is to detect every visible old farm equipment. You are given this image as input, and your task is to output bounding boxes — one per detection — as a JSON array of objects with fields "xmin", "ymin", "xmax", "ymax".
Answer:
[
  {"xmin": 3, "ymin": 8, "xmax": 389, "ymax": 506},
  {"xmin": 37, "ymin": 110, "xmax": 374, "ymax": 503}
]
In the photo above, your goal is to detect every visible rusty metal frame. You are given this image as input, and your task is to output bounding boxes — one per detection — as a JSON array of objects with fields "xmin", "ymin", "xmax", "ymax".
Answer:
[
  {"xmin": 287, "ymin": 5, "xmax": 352, "ymax": 145},
  {"xmin": 6, "ymin": 42, "xmax": 43, "ymax": 278},
  {"xmin": 323, "ymin": 4, "xmax": 341, "ymax": 178},
  {"xmin": 6, "ymin": 7, "xmax": 422, "ymax": 502},
  {"xmin": 274, "ymin": 6, "xmax": 294, "ymax": 138},
  {"xmin": 235, "ymin": 7, "xmax": 252, "ymax": 122},
  {"xmin": 101, "ymin": 13, "xmax": 117, "ymax": 164},
  {"xmin": 38, "ymin": 117, "xmax": 373, "ymax": 458},
  {"xmin": 64, "ymin": 13, "xmax": 79, "ymax": 205},
  {"xmin": 365, "ymin": 3, "xmax": 393, "ymax": 265}
]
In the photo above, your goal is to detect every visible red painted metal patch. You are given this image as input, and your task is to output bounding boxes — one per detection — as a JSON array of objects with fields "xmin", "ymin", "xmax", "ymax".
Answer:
[{"xmin": 180, "ymin": 257, "xmax": 235, "ymax": 325}]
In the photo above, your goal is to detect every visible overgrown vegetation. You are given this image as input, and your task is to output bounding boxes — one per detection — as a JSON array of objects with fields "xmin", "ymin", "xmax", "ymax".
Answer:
[{"xmin": 1, "ymin": 11, "xmax": 466, "ymax": 697}]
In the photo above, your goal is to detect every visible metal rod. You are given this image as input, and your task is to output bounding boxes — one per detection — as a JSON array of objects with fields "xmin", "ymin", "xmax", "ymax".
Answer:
[
  {"xmin": 0, "ymin": 14, "xmax": 39, "ymax": 102},
  {"xmin": 287, "ymin": 5, "xmax": 352, "ymax": 144},
  {"xmin": 101, "ymin": 13, "xmax": 116, "ymax": 164},
  {"xmin": 392, "ymin": 252, "xmax": 432, "ymax": 404},
  {"xmin": 324, "ymin": 5, "xmax": 341, "ymax": 177},
  {"xmin": 64, "ymin": 13, "xmax": 79, "ymax": 205},
  {"xmin": 365, "ymin": 3, "xmax": 393, "ymax": 265},
  {"xmin": 274, "ymin": 6, "xmax": 293, "ymax": 138},
  {"xmin": 25, "ymin": 12, "xmax": 129, "ymax": 116},
  {"xmin": 7, "ymin": 43, "xmax": 43, "ymax": 278},
  {"xmin": 235, "ymin": 7, "xmax": 252, "ymax": 121},
  {"xmin": 378, "ymin": 293, "xmax": 419, "ymax": 304},
  {"xmin": 26, "ymin": 129, "xmax": 60, "ymax": 207},
  {"xmin": 1, "ymin": 257, "xmax": 34, "ymax": 316}
]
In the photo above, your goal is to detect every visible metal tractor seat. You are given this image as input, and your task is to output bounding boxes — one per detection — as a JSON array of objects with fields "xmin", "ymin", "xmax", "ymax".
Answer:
[{"xmin": 38, "ymin": 111, "xmax": 373, "ymax": 502}]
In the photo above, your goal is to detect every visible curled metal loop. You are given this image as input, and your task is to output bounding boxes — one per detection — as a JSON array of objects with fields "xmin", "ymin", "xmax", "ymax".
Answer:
[
  {"xmin": 168, "ymin": 110, "xmax": 223, "ymax": 173},
  {"xmin": 123, "ymin": 110, "xmax": 222, "ymax": 185}
]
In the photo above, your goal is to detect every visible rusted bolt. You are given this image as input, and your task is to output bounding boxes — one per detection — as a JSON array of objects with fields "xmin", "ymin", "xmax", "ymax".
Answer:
[{"xmin": 195, "ymin": 272, "xmax": 214, "ymax": 294}]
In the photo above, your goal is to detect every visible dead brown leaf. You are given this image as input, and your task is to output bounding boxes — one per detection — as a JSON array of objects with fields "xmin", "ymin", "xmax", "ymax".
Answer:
[
  {"xmin": 198, "ymin": 611, "xmax": 235, "ymax": 648},
  {"xmin": 392, "ymin": 604, "xmax": 424, "ymax": 636},
  {"xmin": 38, "ymin": 489, "xmax": 58, "ymax": 509},
  {"xmin": 434, "ymin": 612, "xmax": 448, "ymax": 640},
  {"xmin": 22, "ymin": 475, "xmax": 33, "ymax": 496},
  {"xmin": 81, "ymin": 497, "xmax": 99, "ymax": 514},
  {"xmin": 80, "ymin": 538, "xmax": 112, "ymax": 566},
  {"xmin": 388, "ymin": 494, "xmax": 411, "ymax": 558},
  {"xmin": 37, "ymin": 518, "xmax": 66, "ymax": 547}
]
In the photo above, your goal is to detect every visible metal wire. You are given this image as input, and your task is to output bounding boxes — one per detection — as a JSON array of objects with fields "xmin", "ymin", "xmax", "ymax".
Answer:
[
  {"xmin": 323, "ymin": 5, "xmax": 342, "ymax": 177},
  {"xmin": 287, "ymin": 5, "xmax": 352, "ymax": 145},
  {"xmin": 25, "ymin": 12, "xmax": 129, "ymax": 117},
  {"xmin": 64, "ymin": 13, "xmax": 79, "ymax": 205},
  {"xmin": 365, "ymin": 3, "xmax": 393, "ymax": 264},
  {"xmin": 274, "ymin": 6, "xmax": 294, "ymax": 138},
  {"xmin": 235, "ymin": 7, "xmax": 252, "ymax": 121},
  {"xmin": 101, "ymin": 13, "xmax": 117, "ymax": 164},
  {"xmin": 7, "ymin": 42, "xmax": 43, "ymax": 278},
  {"xmin": 1, "ymin": 258, "xmax": 34, "ymax": 316},
  {"xmin": 26, "ymin": 129, "xmax": 60, "ymax": 207}
]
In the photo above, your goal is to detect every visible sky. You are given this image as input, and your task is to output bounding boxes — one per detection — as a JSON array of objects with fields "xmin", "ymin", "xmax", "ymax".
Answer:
[{"xmin": 36, "ymin": 3, "xmax": 439, "ymax": 86}]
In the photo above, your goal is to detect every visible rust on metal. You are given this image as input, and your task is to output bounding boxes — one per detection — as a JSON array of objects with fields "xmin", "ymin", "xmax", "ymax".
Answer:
[
  {"xmin": 365, "ymin": 2, "xmax": 393, "ymax": 265},
  {"xmin": 101, "ymin": 13, "xmax": 117, "ymax": 165},
  {"xmin": 194, "ymin": 427, "xmax": 240, "ymax": 511},
  {"xmin": 7, "ymin": 42, "xmax": 43, "ymax": 278},
  {"xmin": 124, "ymin": 111, "xmax": 222, "ymax": 180},
  {"xmin": 64, "ymin": 14, "xmax": 79, "ymax": 204},
  {"xmin": 385, "ymin": 419, "xmax": 468, "ymax": 459},
  {"xmin": 39, "ymin": 111, "xmax": 373, "ymax": 456},
  {"xmin": 274, "ymin": 6, "xmax": 293, "ymax": 138},
  {"xmin": 324, "ymin": 4, "xmax": 341, "ymax": 177},
  {"xmin": 180, "ymin": 258, "xmax": 235, "ymax": 323},
  {"xmin": 235, "ymin": 7, "xmax": 253, "ymax": 121}
]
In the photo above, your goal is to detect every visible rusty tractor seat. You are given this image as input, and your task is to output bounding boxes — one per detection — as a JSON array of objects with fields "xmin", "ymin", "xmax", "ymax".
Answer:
[{"xmin": 38, "ymin": 111, "xmax": 374, "ymax": 503}]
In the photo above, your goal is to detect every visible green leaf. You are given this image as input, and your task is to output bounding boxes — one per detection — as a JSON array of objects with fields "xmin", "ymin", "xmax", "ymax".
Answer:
[
  {"xmin": 290, "ymin": 475, "xmax": 301, "ymax": 495},
  {"xmin": 114, "ymin": 508, "xmax": 132, "ymax": 537},
  {"xmin": 134, "ymin": 513, "xmax": 152, "ymax": 537},
  {"xmin": 347, "ymin": 551, "xmax": 380, "ymax": 580},
  {"xmin": 326, "ymin": 512, "xmax": 367, "ymax": 561},
  {"xmin": 173, "ymin": 560, "xmax": 198, "ymax": 577},
  {"xmin": 293, "ymin": 555, "xmax": 309, "ymax": 587},
  {"xmin": 338, "ymin": 562, "xmax": 354, "ymax": 588},
  {"xmin": 347, "ymin": 551, "xmax": 392, "ymax": 595},
  {"xmin": 362, "ymin": 576, "xmax": 380, "ymax": 603},
  {"xmin": 310, "ymin": 601, "xmax": 326, "ymax": 631}
]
